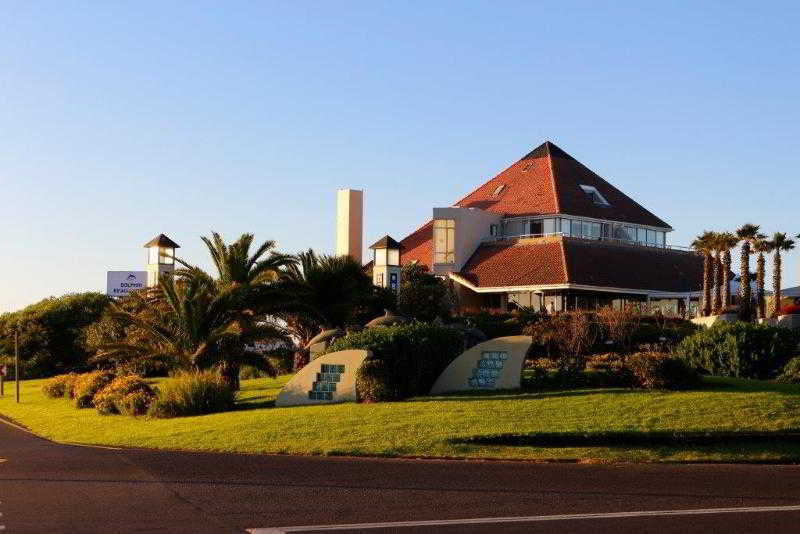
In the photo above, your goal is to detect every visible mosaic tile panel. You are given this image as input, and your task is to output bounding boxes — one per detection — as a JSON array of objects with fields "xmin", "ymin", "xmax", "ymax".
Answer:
[
  {"xmin": 468, "ymin": 351, "xmax": 508, "ymax": 389},
  {"xmin": 308, "ymin": 363, "xmax": 345, "ymax": 401}
]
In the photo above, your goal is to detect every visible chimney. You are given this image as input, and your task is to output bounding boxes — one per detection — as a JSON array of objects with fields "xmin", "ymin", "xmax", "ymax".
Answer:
[{"xmin": 336, "ymin": 189, "xmax": 363, "ymax": 264}]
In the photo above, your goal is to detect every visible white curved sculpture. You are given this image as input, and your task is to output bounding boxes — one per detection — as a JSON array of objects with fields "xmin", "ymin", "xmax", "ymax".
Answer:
[
  {"xmin": 430, "ymin": 336, "xmax": 532, "ymax": 395},
  {"xmin": 275, "ymin": 349, "xmax": 371, "ymax": 407}
]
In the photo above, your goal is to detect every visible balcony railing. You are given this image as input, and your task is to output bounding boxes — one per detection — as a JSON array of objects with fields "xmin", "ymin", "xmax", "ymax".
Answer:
[{"xmin": 482, "ymin": 232, "xmax": 694, "ymax": 252}]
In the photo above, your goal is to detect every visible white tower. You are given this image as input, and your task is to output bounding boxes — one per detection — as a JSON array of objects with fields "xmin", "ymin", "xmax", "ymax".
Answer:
[
  {"xmin": 336, "ymin": 189, "xmax": 363, "ymax": 264},
  {"xmin": 144, "ymin": 234, "xmax": 180, "ymax": 287}
]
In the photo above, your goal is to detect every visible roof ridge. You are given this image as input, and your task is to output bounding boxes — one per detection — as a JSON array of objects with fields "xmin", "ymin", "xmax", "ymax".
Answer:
[{"xmin": 545, "ymin": 142, "xmax": 561, "ymax": 214}]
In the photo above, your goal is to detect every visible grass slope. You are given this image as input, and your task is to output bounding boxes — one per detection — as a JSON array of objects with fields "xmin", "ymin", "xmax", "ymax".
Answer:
[{"xmin": 3, "ymin": 376, "xmax": 800, "ymax": 462}]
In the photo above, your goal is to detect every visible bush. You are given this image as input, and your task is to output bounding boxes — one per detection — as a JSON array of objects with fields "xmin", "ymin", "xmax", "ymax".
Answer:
[
  {"xmin": 73, "ymin": 371, "xmax": 116, "ymax": 408},
  {"xmin": 93, "ymin": 375, "xmax": 156, "ymax": 416},
  {"xmin": 676, "ymin": 322, "xmax": 799, "ymax": 379},
  {"xmin": 41, "ymin": 373, "xmax": 79, "ymax": 399},
  {"xmin": 0, "ymin": 292, "xmax": 110, "ymax": 378},
  {"xmin": 627, "ymin": 352, "xmax": 700, "ymax": 390},
  {"xmin": 148, "ymin": 371, "xmax": 236, "ymax": 418},
  {"xmin": 326, "ymin": 322, "xmax": 465, "ymax": 402},
  {"xmin": 267, "ymin": 347, "xmax": 295, "ymax": 375},
  {"xmin": 458, "ymin": 311, "xmax": 524, "ymax": 338},
  {"xmin": 777, "ymin": 357, "xmax": 800, "ymax": 383}
]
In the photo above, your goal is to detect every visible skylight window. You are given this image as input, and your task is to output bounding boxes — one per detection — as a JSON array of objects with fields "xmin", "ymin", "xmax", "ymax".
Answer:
[
  {"xmin": 579, "ymin": 185, "xmax": 610, "ymax": 206},
  {"xmin": 492, "ymin": 184, "xmax": 506, "ymax": 197}
]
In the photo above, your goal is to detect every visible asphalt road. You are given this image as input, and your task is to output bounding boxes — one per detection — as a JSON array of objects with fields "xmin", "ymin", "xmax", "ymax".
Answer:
[{"xmin": 2, "ymin": 418, "xmax": 800, "ymax": 533}]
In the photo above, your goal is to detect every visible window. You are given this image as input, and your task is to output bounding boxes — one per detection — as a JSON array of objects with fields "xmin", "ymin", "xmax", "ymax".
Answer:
[
  {"xmin": 571, "ymin": 220, "xmax": 582, "ymax": 238},
  {"xmin": 591, "ymin": 222, "xmax": 601, "ymax": 238},
  {"xmin": 529, "ymin": 219, "xmax": 543, "ymax": 236},
  {"xmin": 433, "ymin": 219, "xmax": 455, "ymax": 264},
  {"xmin": 375, "ymin": 248, "xmax": 388, "ymax": 266},
  {"xmin": 636, "ymin": 227, "xmax": 646, "ymax": 245},
  {"xmin": 492, "ymin": 184, "xmax": 506, "ymax": 197},
  {"xmin": 561, "ymin": 218, "xmax": 571, "ymax": 236},
  {"xmin": 376, "ymin": 273, "xmax": 384, "ymax": 286},
  {"xmin": 490, "ymin": 224, "xmax": 498, "ymax": 237},
  {"xmin": 389, "ymin": 272, "xmax": 398, "ymax": 291},
  {"xmin": 647, "ymin": 229, "xmax": 657, "ymax": 245},
  {"xmin": 543, "ymin": 218, "xmax": 556, "ymax": 235},
  {"xmin": 579, "ymin": 185, "xmax": 611, "ymax": 206}
]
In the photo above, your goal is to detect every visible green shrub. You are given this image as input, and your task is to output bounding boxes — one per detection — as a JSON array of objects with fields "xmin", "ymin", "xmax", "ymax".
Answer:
[
  {"xmin": 267, "ymin": 347, "xmax": 295, "ymax": 375},
  {"xmin": 148, "ymin": 371, "xmax": 236, "ymax": 418},
  {"xmin": 777, "ymin": 356, "xmax": 800, "ymax": 383},
  {"xmin": 627, "ymin": 352, "xmax": 700, "ymax": 390},
  {"xmin": 73, "ymin": 371, "xmax": 116, "ymax": 408},
  {"xmin": 676, "ymin": 322, "xmax": 799, "ymax": 379},
  {"xmin": 0, "ymin": 292, "xmax": 110, "ymax": 378},
  {"xmin": 457, "ymin": 311, "xmax": 524, "ymax": 338},
  {"xmin": 93, "ymin": 375, "xmax": 156, "ymax": 416},
  {"xmin": 327, "ymin": 322, "xmax": 465, "ymax": 402},
  {"xmin": 41, "ymin": 373, "xmax": 79, "ymax": 399}
]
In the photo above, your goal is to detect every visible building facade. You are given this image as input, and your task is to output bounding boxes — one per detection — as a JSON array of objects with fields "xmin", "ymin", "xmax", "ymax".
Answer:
[{"xmin": 373, "ymin": 141, "xmax": 704, "ymax": 316}]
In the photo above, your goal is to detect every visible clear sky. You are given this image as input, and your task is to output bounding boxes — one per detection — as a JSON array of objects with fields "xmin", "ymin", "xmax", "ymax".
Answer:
[{"xmin": 1, "ymin": 1, "xmax": 798, "ymax": 312}]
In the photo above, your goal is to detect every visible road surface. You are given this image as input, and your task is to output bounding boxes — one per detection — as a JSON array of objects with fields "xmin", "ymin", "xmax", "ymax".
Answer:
[{"xmin": 1, "ymin": 417, "xmax": 800, "ymax": 533}]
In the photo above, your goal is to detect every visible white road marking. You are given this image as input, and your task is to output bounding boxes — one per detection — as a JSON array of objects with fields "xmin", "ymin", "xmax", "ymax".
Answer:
[{"xmin": 248, "ymin": 504, "xmax": 800, "ymax": 533}]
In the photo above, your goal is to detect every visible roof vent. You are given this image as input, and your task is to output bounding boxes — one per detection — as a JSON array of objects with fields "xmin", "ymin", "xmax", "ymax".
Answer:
[
  {"xmin": 491, "ymin": 184, "xmax": 506, "ymax": 197},
  {"xmin": 579, "ymin": 184, "xmax": 610, "ymax": 206}
]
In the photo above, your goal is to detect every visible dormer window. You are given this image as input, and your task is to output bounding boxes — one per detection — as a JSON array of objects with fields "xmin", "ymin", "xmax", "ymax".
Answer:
[
  {"xmin": 492, "ymin": 184, "xmax": 506, "ymax": 197},
  {"xmin": 579, "ymin": 185, "xmax": 610, "ymax": 206}
]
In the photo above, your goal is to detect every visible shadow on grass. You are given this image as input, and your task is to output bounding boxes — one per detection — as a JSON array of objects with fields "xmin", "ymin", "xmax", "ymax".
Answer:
[
  {"xmin": 411, "ymin": 388, "xmax": 641, "ymax": 403},
  {"xmin": 450, "ymin": 430, "xmax": 800, "ymax": 448}
]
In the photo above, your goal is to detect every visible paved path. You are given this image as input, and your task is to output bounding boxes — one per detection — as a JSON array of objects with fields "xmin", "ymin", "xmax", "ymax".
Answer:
[{"xmin": 2, "ymin": 417, "xmax": 800, "ymax": 533}]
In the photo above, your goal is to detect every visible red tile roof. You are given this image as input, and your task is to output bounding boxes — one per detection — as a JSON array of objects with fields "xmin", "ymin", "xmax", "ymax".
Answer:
[
  {"xmin": 455, "ymin": 142, "xmax": 670, "ymax": 228},
  {"xmin": 453, "ymin": 237, "xmax": 703, "ymax": 293},
  {"xmin": 452, "ymin": 239, "xmax": 567, "ymax": 288},
  {"xmin": 398, "ymin": 141, "xmax": 671, "ymax": 269}
]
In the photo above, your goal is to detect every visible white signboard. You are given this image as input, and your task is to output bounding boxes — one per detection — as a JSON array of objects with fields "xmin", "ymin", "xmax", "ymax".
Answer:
[{"xmin": 107, "ymin": 271, "xmax": 147, "ymax": 297}]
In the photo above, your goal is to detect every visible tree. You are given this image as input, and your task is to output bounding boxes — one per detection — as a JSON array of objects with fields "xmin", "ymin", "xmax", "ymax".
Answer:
[
  {"xmin": 94, "ymin": 275, "xmax": 291, "ymax": 390},
  {"xmin": 735, "ymin": 224, "xmax": 761, "ymax": 321},
  {"xmin": 709, "ymin": 232, "xmax": 724, "ymax": 315},
  {"xmin": 691, "ymin": 231, "xmax": 715, "ymax": 317},
  {"xmin": 282, "ymin": 249, "xmax": 375, "ymax": 330},
  {"xmin": 770, "ymin": 232, "xmax": 796, "ymax": 318},
  {"xmin": 188, "ymin": 232, "xmax": 297, "ymax": 386},
  {"xmin": 753, "ymin": 238, "xmax": 773, "ymax": 320},
  {"xmin": 718, "ymin": 232, "xmax": 739, "ymax": 310},
  {"xmin": 596, "ymin": 305, "xmax": 639, "ymax": 357},
  {"xmin": 396, "ymin": 262, "xmax": 453, "ymax": 322},
  {"xmin": 196, "ymin": 232, "xmax": 295, "ymax": 286}
]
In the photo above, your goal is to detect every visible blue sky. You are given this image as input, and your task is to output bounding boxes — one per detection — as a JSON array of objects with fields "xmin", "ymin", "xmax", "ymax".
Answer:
[{"xmin": 1, "ymin": 1, "xmax": 798, "ymax": 311}]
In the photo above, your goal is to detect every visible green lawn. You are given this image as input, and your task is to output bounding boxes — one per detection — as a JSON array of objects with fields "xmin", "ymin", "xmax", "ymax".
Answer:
[{"xmin": 3, "ymin": 375, "xmax": 800, "ymax": 462}]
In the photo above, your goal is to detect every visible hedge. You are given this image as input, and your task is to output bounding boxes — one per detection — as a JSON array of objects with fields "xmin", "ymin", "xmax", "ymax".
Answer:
[
  {"xmin": 676, "ymin": 322, "xmax": 799, "ymax": 379},
  {"xmin": 326, "ymin": 323, "xmax": 466, "ymax": 402}
]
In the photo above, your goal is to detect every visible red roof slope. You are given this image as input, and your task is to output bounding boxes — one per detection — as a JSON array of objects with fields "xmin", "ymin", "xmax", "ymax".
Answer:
[
  {"xmin": 398, "ymin": 141, "xmax": 671, "ymax": 269},
  {"xmin": 563, "ymin": 239, "xmax": 703, "ymax": 292},
  {"xmin": 454, "ymin": 237, "xmax": 703, "ymax": 293},
  {"xmin": 453, "ymin": 239, "xmax": 567, "ymax": 288},
  {"xmin": 456, "ymin": 142, "xmax": 670, "ymax": 228}
]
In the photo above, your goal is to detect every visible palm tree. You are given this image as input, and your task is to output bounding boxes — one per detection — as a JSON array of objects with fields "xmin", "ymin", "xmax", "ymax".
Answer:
[
  {"xmin": 282, "ymin": 249, "xmax": 375, "ymax": 330},
  {"xmin": 770, "ymin": 232, "xmax": 796, "ymax": 318},
  {"xmin": 735, "ymin": 224, "xmax": 761, "ymax": 320},
  {"xmin": 691, "ymin": 231, "xmax": 715, "ymax": 317},
  {"xmin": 753, "ymin": 237, "xmax": 773, "ymax": 320},
  {"xmin": 197, "ymin": 232, "xmax": 295, "ymax": 286},
  {"xmin": 177, "ymin": 232, "xmax": 295, "ymax": 389},
  {"xmin": 707, "ymin": 232, "xmax": 724, "ymax": 314},
  {"xmin": 718, "ymin": 232, "xmax": 739, "ymax": 310},
  {"xmin": 94, "ymin": 275, "xmax": 289, "ymax": 389}
]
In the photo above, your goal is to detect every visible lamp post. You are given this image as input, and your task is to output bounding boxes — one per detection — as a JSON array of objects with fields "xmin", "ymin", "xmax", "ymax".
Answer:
[
  {"xmin": 15, "ymin": 326, "xmax": 19, "ymax": 403},
  {"xmin": 144, "ymin": 234, "xmax": 181, "ymax": 287}
]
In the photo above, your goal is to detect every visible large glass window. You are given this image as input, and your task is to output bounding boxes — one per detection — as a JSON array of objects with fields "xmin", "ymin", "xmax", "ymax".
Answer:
[
  {"xmin": 591, "ymin": 222, "xmax": 601, "ymax": 238},
  {"xmin": 529, "ymin": 219, "xmax": 543, "ymax": 236},
  {"xmin": 375, "ymin": 248, "xmax": 388, "ymax": 266},
  {"xmin": 647, "ymin": 229, "xmax": 657, "ymax": 245},
  {"xmin": 561, "ymin": 218, "xmax": 571, "ymax": 236},
  {"xmin": 433, "ymin": 219, "xmax": 455, "ymax": 263},
  {"xmin": 543, "ymin": 218, "xmax": 556, "ymax": 235},
  {"xmin": 636, "ymin": 227, "xmax": 646, "ymax": 244}
]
